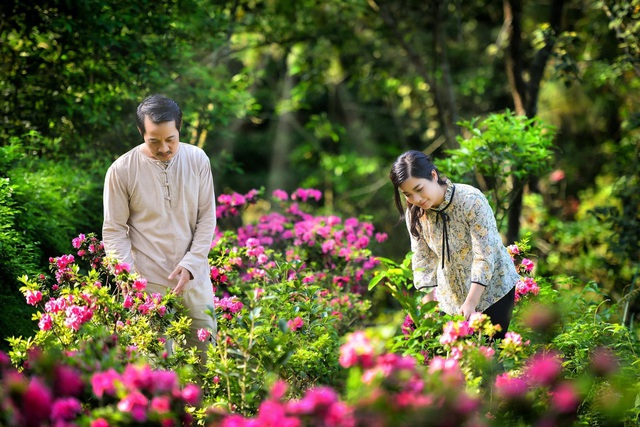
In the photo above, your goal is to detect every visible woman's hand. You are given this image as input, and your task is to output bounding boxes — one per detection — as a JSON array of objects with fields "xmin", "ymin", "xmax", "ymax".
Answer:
[
  {"xmin": 459, "ymin": 282, "xmax": 485, "ymax": 320},
  {"xmin": 458, "ymin": 300, "xmax": 477, "ymax": 320}
]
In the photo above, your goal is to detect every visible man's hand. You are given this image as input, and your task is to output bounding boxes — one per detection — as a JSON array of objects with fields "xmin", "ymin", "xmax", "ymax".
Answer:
[{"xmin": 168, "ymin": 266, "xmax": 192, "ymax": 295}]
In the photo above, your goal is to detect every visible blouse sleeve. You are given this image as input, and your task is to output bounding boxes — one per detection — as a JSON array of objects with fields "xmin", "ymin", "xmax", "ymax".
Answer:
[
  {"xmin": 465, "ymin": 192, "xmax": 499, "ymax": 287},
  {"xmin": 406, "ymin": 209, "xmax": 438, "ymax": 290}
]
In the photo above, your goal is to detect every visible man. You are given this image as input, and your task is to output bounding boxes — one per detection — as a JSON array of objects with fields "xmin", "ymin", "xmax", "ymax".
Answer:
[{"xmin": 102, "ymin": 94, "xmax": 216, "ymax": 357}]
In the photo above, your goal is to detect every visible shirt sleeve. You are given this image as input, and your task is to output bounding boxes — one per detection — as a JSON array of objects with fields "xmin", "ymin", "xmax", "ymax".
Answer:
[
  {"xmin": 178, "ymin": 152, "xmax": 216, "ymax": 282},
  {"xmin": 465, "ymin": 192, "xmax": 498, "ymax": 287},
  {"xmin": 406, "ymin": 210, "xmax": 438, "ymax": 289},
  {"xmin": 102, "ymin": 164, "xmax": 136, "ymax": 269}
]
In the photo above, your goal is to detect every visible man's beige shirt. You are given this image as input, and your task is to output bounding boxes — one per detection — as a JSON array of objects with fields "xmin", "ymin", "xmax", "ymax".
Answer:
[{"xmin": 103, "ymin": 143, "xmax": 216, "ymax": 290}]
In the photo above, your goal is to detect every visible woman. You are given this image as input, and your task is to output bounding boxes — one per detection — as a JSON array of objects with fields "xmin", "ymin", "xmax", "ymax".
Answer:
[{"xmin": 389, "ymin": 150, "xmax": 518, "ymax": 340}]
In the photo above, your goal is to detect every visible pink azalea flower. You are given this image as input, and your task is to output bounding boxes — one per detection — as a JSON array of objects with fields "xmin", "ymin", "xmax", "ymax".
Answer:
[
  {"xmin": 123, "ymin": 294, "xmax": 134, "ymax": 309},
  {"xmin": 478, "ymin": 345, "xmax": 495, "ymax": 359},
  {"xmin": 270, "ymin": 380, "xmax": 288, "ymax": 400},
  {"xmin": 117, "ymin": 390, "xmax": 149, "ymax": 422},
  {"xmin": 494, "ymin": 373, "xmax": 528, "ymax": 399},
  {"xmin": 520, "ymin": 258, "xmax": 535, "ymax": 272},
  {"xmin": 339, "ymin": 331, "xmax": 375, "ymax": 369},
  {"xmin": 25, "ymin": 290, "xmax": 43, "ymax": 305},
  {"xmin": 64, "ymin": 304, "xmax": 93, "ymax": 331},
  {"xmin": 503, "ymin": 331, "xmax": 523, "ymax": 346},
  {"xmin": 181, "ymin": 383, "xmax": 201, "ymax": 406},
  {"xmin": 401, "ymin": 314, "xmax": 415, "ymax": 336},
  {"xmin": 272, "ymin": 189, "xmax": 289, "ymax": 201},
  {"xmin": 71, "ymin": 233, "xmax": 86, "ymax": 249},
  {"xmin": 38, "ymin": 314, "xmax": 53, "ymax": 331},
  {"xmin": 287, "ymin": 317, "xmax": 304, "ymax": 332},
  {"xmin": 91, "ymin": 418, "xmax": 110, "ymax": 427},
  {"xmin": 132, "ymin": 278, "xmax": 147, "ymax": 291},
  {"xmin": 150, "ymin": 370, "xmax": 178, "ymax": 394},
  {"xmin": 54, "ymin": 365, "xmax": 84, "ymax": 397},
  {"xmin": 375, "ymin": 232, "xmax": 388, "ymax": 243},
  {"xmin": 197, "ymin": 328, "xmax": 211, "ymax": 342},
  {"xmin": 22, "ymin": 378, "xmax": 53, "ymax": 423},
  {"xmin": 113, "ymin": 262, "xmax": 131, "ymax": 275},
  {"xmin": 50, "ymin": 397, "xmax": 82, "ymax": 421},
  {"xmin": 551, "ymin": 381, "xmax": 580, "ymax": 413},
  {"xmin": 150, "ymin": 396, "xmax": 171, "ymax": 414},
  {"xmin": 91, "ymin": 368, "xmax": 121, "ymax": 398},
  {"xmin": 524, "ymin": 351, "xmax": 562, "ymax": 387}
]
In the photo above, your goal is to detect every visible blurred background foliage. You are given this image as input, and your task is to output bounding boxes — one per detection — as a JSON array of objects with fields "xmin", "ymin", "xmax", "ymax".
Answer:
[{"xmin": 0, "ymin": 0, "xmax": 638, "ymax": 347}]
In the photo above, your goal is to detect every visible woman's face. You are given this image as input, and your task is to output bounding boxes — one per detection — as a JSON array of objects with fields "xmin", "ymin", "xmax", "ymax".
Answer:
[{"xmin": 399, "ymin": 171, "xmax": 445, "ymax": 210}]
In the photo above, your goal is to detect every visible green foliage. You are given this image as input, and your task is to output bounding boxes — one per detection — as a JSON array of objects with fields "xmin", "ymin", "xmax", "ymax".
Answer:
[
  {"xmin": 441, "ymin": 111, "xmax": 556, "ymax": 229},
  {"xmin": 0, "ymin": 135, "xmax": 109, "ymax": 348}
]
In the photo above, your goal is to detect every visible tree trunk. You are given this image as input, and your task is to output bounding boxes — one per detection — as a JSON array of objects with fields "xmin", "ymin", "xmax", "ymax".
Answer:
[
  {"xmin": 372, "ymin": 1, "xmax": 460, "ymax": 149},
  {"xmin": 503, "ymin": 0, "xmax": 566, "ymax": 243}
]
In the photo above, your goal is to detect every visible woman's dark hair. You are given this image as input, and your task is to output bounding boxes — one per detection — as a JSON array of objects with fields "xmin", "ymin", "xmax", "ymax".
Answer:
[
  {"xmin": 389, "ymin": 150, "xmax": 446, "ymax": 238},
  {"xmin": 136, "ymin": 94, "xmax": 183, "ymax": 135}
]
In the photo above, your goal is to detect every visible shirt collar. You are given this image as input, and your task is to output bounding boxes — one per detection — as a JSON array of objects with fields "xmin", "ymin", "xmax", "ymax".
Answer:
[{"xmin": 430, "ymin": 179, "xmax": 455, "ymax": 212}]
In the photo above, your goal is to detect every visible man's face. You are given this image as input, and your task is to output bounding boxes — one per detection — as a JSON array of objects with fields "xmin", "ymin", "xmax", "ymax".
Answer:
[{"xmin": 142, "ymin": 116, "xmax": 180, "ymax": 161}]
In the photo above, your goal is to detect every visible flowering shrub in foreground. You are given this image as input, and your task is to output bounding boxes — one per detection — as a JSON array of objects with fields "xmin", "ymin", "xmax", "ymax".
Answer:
[{"xmin": 5, "ymin": 189, "xmax": 640, "ymax": 425}]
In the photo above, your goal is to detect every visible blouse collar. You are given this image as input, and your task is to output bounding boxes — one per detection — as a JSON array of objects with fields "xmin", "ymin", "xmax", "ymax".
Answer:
[{"xmin": 430, "ymin": 179, "xmax": 455, "ymax": 212}]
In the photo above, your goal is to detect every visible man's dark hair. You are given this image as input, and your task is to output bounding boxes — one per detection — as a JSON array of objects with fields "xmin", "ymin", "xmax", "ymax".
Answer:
[{"xmin": 136, "ymin": 94, "xmax": 183, "ymax": 135}]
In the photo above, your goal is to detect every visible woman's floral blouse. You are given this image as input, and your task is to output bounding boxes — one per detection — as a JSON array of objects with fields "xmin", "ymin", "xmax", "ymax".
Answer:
[{"xmin": 406, "ymin": 180, "xmax": 519, "ymax": 315}]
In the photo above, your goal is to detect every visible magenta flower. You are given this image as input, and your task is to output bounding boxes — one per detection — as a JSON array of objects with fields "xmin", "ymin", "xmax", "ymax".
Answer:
[
  {"xmin": 25, "ymin": 289, "xmax": 43, "ymax": 305},
  {"xmin": 71, "ymin": 233, "xmax": 86, "ymax": 249},
  {"xmin": 339, "ymin": 331, "xmax": 375, "ymax": 369},
  {"xmin": 150, "ymin": 370, "xmax": 178, "ymax": 394},
  {"xmin": 182, "ymin": 383, "xmax": 201, "ymax": 406},
  {"xmin": 38, "ymin": 313, "xmax": 53, "ymax": 331},
  {"xmin": 22, "ymin": 377, "xmax": 53, "ymax": 425},
  {"xmin": 292, "ymin": 188, "xmax": 322, "ymax": 202},
  {"xmin": 520, "ymin": 258, "xmax": 535, "ymax": 272},
  {"xmin": 524, "ymin": 351, "xmax": 562, "ymax": 387},
  {"xmin": 132, "ymin": 278, "xmax": 147, "ymax": 291},
  {"xmin": 50, "ymin": 397, "xmax": 82, "ymax": 421},
  {"xmin": 91, "ymin": 368, "xmax": 121, "ymax": 398},
  {"xmin": 150, "ymin": 395, "xmax": 171, "ymax": 414},
  {"xmin": 374, "ymin": 232, "xmax": 388, "ymax": 243},
  {"xmin": 197, "ymin": 328, "xmax": 212, "ymax": 342},
  {"xmin": 123, "ymin": 294, "xmax": 134, "ymax": 309},
  {"xmin": 401, "ymin": 314, "xmax": 415, "ymax": 336},
  {"xmin": 428, "ymin": 356, "xmax": 464, "ymax": 385},
  {"xmin": 54, "ymin": 365, "xmax": 84, "ymax": 397},
  {"xmin": 494, "ymin": 373, "xmax": 528, "ymax": 399},
  {"xmin": 287, "ymin": 316, "xmax": 304, "ymax": 332},
  {"xmin": 551, "ymin": 381, "xmax": 580, "ymax": 413},
  {"xmin": 64, "ymin": 304, "xmax": 93, "ymax": 331},
  {"xmin": 272, "ymin": 189, "xmax": 289, "ymax": 201},
  {"xmin": 270, "ymin": 380, "xmax": 288, "ymax": 400},
  {"xmin": 503, "ymin": 331, "xmax": 523, "ymax": 346},
  {"xmin": 122, "ymin": 364, "xmax": 154, "ymax": 391},
  {"xmin": 91, "ymin": 418, "xmax": 110, "ymax": 427},
  {"xmin": 117, "ymin": 390, "xmax": 149, "ymax": 422},
  {"xmin": 113, "ymin": 262, "xmax": 131, "ymax": 275},
  {"xmin": 439, "ymin": 320, "xmax": 472, "ymax": 345}
]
